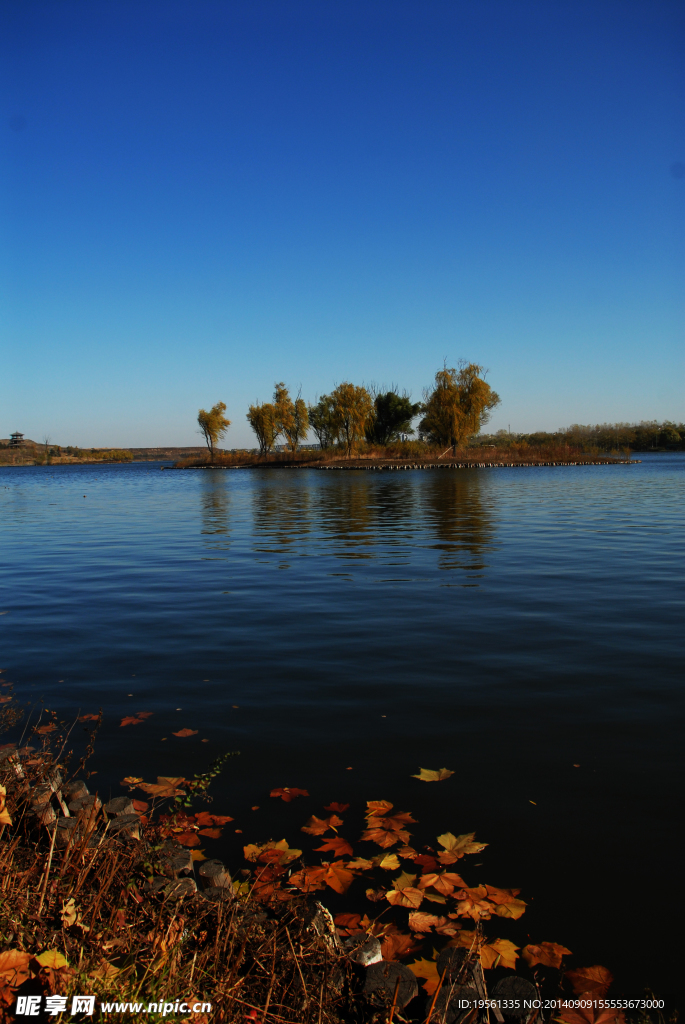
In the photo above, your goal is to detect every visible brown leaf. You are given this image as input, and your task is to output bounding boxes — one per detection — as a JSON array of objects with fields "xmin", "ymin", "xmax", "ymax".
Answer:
[
  {"xmin": 380, "ymin": 930, "xmax": 420, "ymax": 961},
  {"xmin": 366, "ymin": 799, "xmax": 394, "ymax": 817},
  {"xmin": 289, "ymin": 866, "xmax": 327, "ymax": 893},
  {"xmin": 175, "ymin": 831, "xmax": 201, "ymax": 847},
  {"xmin": 522, "ymin": 941, "xmax": 573, "ymax": 970},
  {"xmin": 386, "ymin": 886, "xmax": 424, "ymax": 908},
  {"xmin": 131, "ymin": 799, "xmax": 148, "ymax": 812},
  {"xmin": 334, "ymin": 913, "xmax": 365, "ymax": 935},
  {"xmin": 480, "ymin": 938, "xmax": 519, "ymax": 970},
  {"xmin": 194, "ymin": 811, "xmax": 233, "ymax": 826},
  {"xmin": 173, "ymin": 728, "xmax": 198, "ymax": 738},
  {"xmin": 79, "ymin": 714, "xmax": 99, "ymax": 722},
  {"xmin": 198, "ymin": 828, "xmax": 222, "ymax": 839},
  {"xmin": 270, "ymin": 787, "xmax": 309, "ymax": 802},
  {"xmin": 565, "ymin": 966, "xmax": 613, "ymax": 997},
  {"xmin": 360, "ymin": 827, "xmax": 411, "ymax": 848},
  {"xmin": 35, "ymin": 724, "xmax": 57, "ymax": 735},
  {"xmin": 346, "ymin": 857, "xmax": 374, "ymax": 870},
  {"xmin": 324, "ymin": 802, "xmax": 349, "ymax": 813},
  {"xmin": 418, "ymin": 872, "xmax": 466, "ymax": 896},
  {"xmin": 302, "ymin": 814, "xmax": 343, "ymax": 835},
  {"xmin": 413, "ymin": 853, "xmax": 439, "ymax": 872},
  {"xmin": 314, "ymin": 836, "xmax": 354, "ymax": 858},
  {"xmin": 556, "ymin": 1006, "xmax": 625, "ymax": 1024},
  {"xmin": 0, "ymin": 950, "xmax": 32, "ymax": 986},
  {"xmin": 244, "ymin": 840, "xmax": 301, "ymax": 866},
  {"xmin": 323, "ymin": 861, "xmax": 355, "ymax": 894},
  {"xmin": 408, "ymin": 912, "xmax": 449, "ymax": 933},
  {"xmin": 120, "ymin": 716, "xmax": 146, "ymax": 727},
  {"xmin": 436, "ymin": 832, "xmax": 487, "ymax": 862},
  {"xmin": 138, "ymin": 776, "xmax": 186, "ymax": 798}
]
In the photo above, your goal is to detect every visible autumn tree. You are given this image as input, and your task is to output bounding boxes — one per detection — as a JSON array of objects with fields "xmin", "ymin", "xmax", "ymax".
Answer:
[
  {"xmin": 330, "ymin": 382, "xmax": 374, "ymax": 456},
  {"xmin": 365, "ymin": 390, "xmax": 422, "ymax": 445},
  {"xmin": 246, "ymin": 401, "xmax": 279, "ymax": 456},
  {"xmin": 274, "ymin": 382, "xmax": 309, "ymax": 452},
  {"xmin": 419, "ymin": 362, "xmax": 500, "ymax": 452},
  {"xmin": 198, "ymin": 402, "xmax": 231, "ymax": 461},
  {"xmin": 308, "ymin": 395, "xmax": 338, "ymax": 450}
]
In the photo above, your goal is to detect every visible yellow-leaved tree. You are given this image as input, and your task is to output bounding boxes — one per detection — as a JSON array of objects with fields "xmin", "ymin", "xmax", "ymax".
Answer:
[
  {"xmin": 330, "ymin": 382, "xmax": 373, "ymax": 456},
  {"xmin": 419, "ymin": 363, "xmax": 500, "ymax": 453},
  {"xmin": 274, "ymin": 383, "xmax": 309, "ymax": 452},
  {"xmin": 197, "ymin": 402, "xmax": 231, "ymax": 461}
]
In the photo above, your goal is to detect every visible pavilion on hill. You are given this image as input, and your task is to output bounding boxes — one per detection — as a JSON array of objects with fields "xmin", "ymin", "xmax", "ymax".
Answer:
[{"xmin": 9, "ymin": 432, "xmax": 25, "ymax": 447}]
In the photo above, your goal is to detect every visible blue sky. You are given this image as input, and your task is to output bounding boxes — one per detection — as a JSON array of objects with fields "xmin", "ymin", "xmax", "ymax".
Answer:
[{"xmin": 2, "ymin": 0, "xmax": 683, "ymax": 447}]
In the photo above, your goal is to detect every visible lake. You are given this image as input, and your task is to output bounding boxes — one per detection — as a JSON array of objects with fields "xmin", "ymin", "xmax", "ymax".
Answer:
[{"xmin": 1, "ymin": 455, "xmax": 682, "ymax": 999}]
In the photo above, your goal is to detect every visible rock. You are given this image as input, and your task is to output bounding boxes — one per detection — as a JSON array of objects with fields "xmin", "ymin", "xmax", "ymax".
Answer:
[
  {"xmin": 62, "ymin": 780, "xmax": 89, "ymax": 802},
  {"xmin": 343, "ymin": 935, "xmax": 382, "ymax": 966},
  {"xmin": 198, "ymin": 859, "xmax": 231, "ymax": 889},
  {"xmin": 68, "ymin": 795, "xmax": 101, "ymax": 815},
  {"xmin": 363, "ymin": 961, "xmax": 418, "ymax": 1009},
  {"xmin": 163, "ymin": 878, "xmax": 197, "ymax": 900},
  {"xmin": 424, "ymin": 986, "xmax": 479, "ymax": 1024},
  {"xmin": 107, "ymin": 814, "xmax": 140, "ymax": 840},
  {"xmin": 103, "ymin": 796, "xmax": 135, "ymax": 817},
  {"xmin": 491, "ymin": 977, "xmax": 537, "ymax": 1016}
]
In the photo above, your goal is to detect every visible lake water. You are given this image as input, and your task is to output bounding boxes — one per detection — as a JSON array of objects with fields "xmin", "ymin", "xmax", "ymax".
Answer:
[{"xmin": 1, "ymin": 455, "xmax": 683, "ymax": 999}]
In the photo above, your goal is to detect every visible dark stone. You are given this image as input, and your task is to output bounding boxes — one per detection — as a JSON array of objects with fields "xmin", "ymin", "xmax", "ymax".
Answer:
[
  {"xmin": 198, "ymin": 859, "xmax": 231, "ymax": 888},
  {"xmin": 363, "ymin": 961, "xmax": 418, "ymax": 1009},
  {"xmin": 492, "ymin": 977, "xmax": 537, "ymax": 1016},
  {"xmin": 343, "ymin": 935, "xmax": 382, "ymax": 966}
]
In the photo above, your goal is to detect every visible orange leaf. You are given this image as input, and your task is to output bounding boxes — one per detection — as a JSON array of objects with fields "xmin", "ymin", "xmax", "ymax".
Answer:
[
  {"xmin": 408, "ymin": 912, "xmax": 449, "ymax": 933},
  {"xmin": 289, "ymin": 866, "xmax": 327, "ymax": 893},
  {"xmin": 120, "ymin": 716, "xmax": 146, "ymax": 727},
  {"xmin": 175, "ymin": 832, "xmax": 201, "ymax": 847},
  {"xmin": 301, "ymin": 814, "xmax": 343, "ymax": 835},
  {"xmin": 132, "ymin": 799, "xmax": 148, "ymax": 812},
  {"xmin": 194, "ymin": 811, "xmax": 233, "ymax": 826},
  {"xmin": 381, "ymin": 930, "xmax": 420, "ymax": 961},
  {"xmin": 556, "ymin": 1006, "xmax": 625, "ymax": 1024},
  {"xmin": 360, "ymin": 827, "xmax": 410, "ymax": 848},
  {"xmin": 418, "ymin": 872, "xmax": 466, "ymax": 896},
  {"xmin": 324, "ymin": 802, "xmax": 349, "ymax": 813},
  {"xmin": 173, "ymin": 728, "xmax": 198, "ymax": 738},
  {"xmin": 407, "ymin": 957, "xmax": 441, "ymax": 995},
  {"xmin": 198, "ymin": 828, "xmax": 222, "ymax": 839},
  {"xmin": 565, "ymin": 966, "xmax": 613, "ymax": 997},
  {"xmin": 386, "ymin": 886, "xmax": 424, "ymax": 909},
  {"xmin": 79, "ymin": 714, "xmax": 99, "ymax": 722},
  {"xmin": 334, "ymin": 913, "xmax": 364, "ymax": 935},
  {"xmin": 35, "ymin": 724, "xmax": 57, "ymax": 734},
  {"xmin": 522, "ymin": 941, "xmax": 573, "ymax": 969},
  {"xmin": 366, "ymin": 800, "xmax": 394, "ymax": 817},
  {"xmin": 0, "ymin": 950, "xmax": 32, "ymax": 986},
  {"xmin": 314, "ymin": 836, "xmax": 354, "ymax": 857},
  {"xmin": 270, "ymin": 787, "xmax": 309, "ymax": 802},
  {"xmin": 481, "ymin": 938, "xmax": 519, "ymax": 970},
  {"xmin": 138, "ymin": 776, "xmax": 186, "ymax": 798},
  {"xmin": 323, "ymin": 861, "xmax": 354, "ymax": 894}
]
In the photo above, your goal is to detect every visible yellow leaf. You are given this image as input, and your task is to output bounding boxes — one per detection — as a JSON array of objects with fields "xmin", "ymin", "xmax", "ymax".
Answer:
[
  {"xmin": 392, "ymin": 870, "xmax": 417, "ymax": 890},
  {"xmin": 61, "ymin": 899, "xmax": 77, "ymax": 928},
  {"xmin": 379, "ymin": 853, "xmax": 400, "ymax": 871},
  {"xmin": 36, "ymin": 950, "xmax": 69, "ymax": 970},
  {"xmin": 522, "ymin": 942, "xmax": 572, "ymax": 969},
  {"xmin": 386, "ymin": 886, "xmax": 424, "ymax": 909},
  {"xmin": 412, "ymin": 767, "xmax": 454, "ymax": 782},
  {"xmin": 480, "ymin": 938, "xmax": 519, "ymax": 970},
  {"xmin": 407, "ymin": 957, "xmax": 441, "ymax": 995},
  {"xmin": 436, "ymin": 831, "xmax": 487, "ymax": 862},
  {"xmin": 492, "ymin": 899, "xmax": 527, "ymax": 920},
  {"xmin": 89, "ymin": 962, "xmax": 121, "ymax": 981},
  {"xmin": 0, "ymin": 783, "xmax": 11, "ymax": 826},
  {"xmin": 346, "ymin": 857, "xmax": 374, "ymax": 870},
  {"xmin": 191, "ymin": 849, "xmax": 207, "ymax": 862}
]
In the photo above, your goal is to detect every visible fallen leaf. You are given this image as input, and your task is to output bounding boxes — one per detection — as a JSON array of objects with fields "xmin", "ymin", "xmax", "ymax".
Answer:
[
  {"xmin": 346, "ymin": 857, "xmax": 374, "ymax": 871},
  {"xmin": 413, "ymin": 853, "xmax": 439, "ymax": 872},
  {"xmin": 418, "ymin": 872, "xmax": 466, "ymax": 896},
  {"xmin": 289, "ymin": 866, "xmax": 327, "ymax": 893},
  {"xmin": 175, "ymin": 832, "xmax": 202, "ymax": 847},
  {"xmin": 61, "ymin": 898, "xmax": 78, "ymax": 928},
  {"xmin": 481, "ymin": 937, "xmax": 519, "ymax": 970},
  {"xmin": 412, "ymin": 767, "xmax": 454, "ymax": 782},
  {"xmin": 408, "ymin": 912, "xmax": 449, "ymax": 933},
  {"xmin": 0, "ymin": 784, "xmax": 12, "ymax": 826},
  {"xmin": 314, "ymin": 836, "xmax": 354, "ymax": 858},
  {"xmin": 243, "ymin": 840, "xmax": 302, "ymax": 866},
  {"xmin": 89, "ymin": 962, "xmax": 120, "ymax": 982},
  {"xmin": 270, "ymin": 787, "xmax": 309, "ymax": 802},
  {"xmin": 194, "ymin": 811, "xmax": 233, "ymax": 826},
  {"xmin": 379, "ymin": 853, "xmax": 400, "ymax": 871},
  {"xmin": 138, "ymin": 777, "xmax": 186, "ymax": 798},
  {"xmin": 324, "ymin": 802, "xmax": 349, "ymax": 813},
  {"xmin": 334, "ymin": 913, "xmax": 365, "ymax": 935},
  {"xmin": 36, "ymin": 950, "xmax": 69, "ymax": 970},
  {"xmin": 198, "ymin": 828, "xmax": 222, "ymax": 839},
  {"xmin": 35, "ymin": 724, "xmax": 57, "ymax": 735},
  {"xmin": 565, "ymin": 966, "xmax": 613, "ymax": 997},
  {"xmin": 78, "ymin": 714, "xmax": 99, "ymax": 722},
  {"xmin": 366, "ymin": 800, "xmax": 394, "ymax": 816},
  {"xmin": 522, "ymin": 941, "xmax": 572, "ymax": 969},
  {"xmin": 121, "ymin": 776, "xmax": 143, "ymax": 786},
  {"xmin": 190, "ymin": 850, "xmax": 207, "ymax": 862},
  {"xmin": 301, "ymin": 814, "xmax": 343, "ymax": 835},
  {"xmin": 323, "ymin": 861, "xmax": 355, "ymax": 894},
  {"xmin": 436, "ymin": 832, "xmax": 487, "ymax": 863},
  {"xmin": 381, "ymin": 929, "xmax": 420, "ymax": 961},
  {"xmin": 120, "ymin": 716, "xmax": 146, "ymax": 727},
  {"xmin": 132, "ymin": 799, "xmax": 149, "ymax": 813},
  {"xmin": 173, "ymin": 728, "xmax": 198, "ymax": 738},
  {"xmin": 0, "ymin": 950, "xmax": 31, "ymax": 986},
  {"xmin": 407, "ymin": 957, "xmax": 441, "ymax": 995},
  {"xmin": 360, "ymin": 826, "xmax": 410, "ymax": 848},
  {"xmin": 386, "ymin": 887, "xmax": 424, "ymax": 909},
  {"xmin": 556, "ymin": 1006, "xmax": 625, "ymax": 1024}
]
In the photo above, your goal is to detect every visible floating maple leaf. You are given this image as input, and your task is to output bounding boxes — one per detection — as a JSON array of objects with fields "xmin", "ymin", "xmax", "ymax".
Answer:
[
  {"xmin": 378, "ymin": 853, "xmax": 400, "ymax": 871},
  {"xmin": 522, "ymin": 941, "xmax": 572, "ymax": 969},
  {"xmin": 175, "ymin": 831, "xmax": 201, "ymax": 847},
  {"xmin": 132, "ymin": 799, "xmax": 148, "ymax": 812},
  {"xmin": 407, "ymin": 957, "xmax": 441, "ymax": 995},
  {"xmin": 408, "ymin": 912, "xmax": 450, "ymax": 933},
  {"xmin": 346, "ymin": 857, "xmax": 374, "ymax": 870},
  {"xmin": 173, "ymin": 728, "xmax": 198, "ymax": 738},
  {"xmin": 138, "ymin": 776, "xmax": 186, "ymax": 798},
  {"xmin": 35, "ymin": 723, "xmax": 57, "ymax": 735},
  {"xmin": 289, "ymin": 865, "xmax": 327, "ymax": 893},
  {"xmin": 301, "ymin": 813, "xmax": 342, "ymax": 835},
  {"xmin": 120, "ymin": 714, "xmax": 153, "ymax": 728},
  {"xmin": 366, "ymin": 799, "xmax": 394, "ymax": 816},
  {"xmin": 454, "ymin": 885, "xmax": 493, "ymax": 920},
  {"xmin": 243, "ymin": 839, "xmax": 301, "ymax": 866},
  {"xmin": 270, "ymin": 787, "xmax": 309, "ymax": 802},
  {"xmin": 480, "ymin": 937, "xmax": 519, "ymax": 970},
  {"xmin": 195, "ymin": 811, "xmax": 233, "ymax": 827},
  {"xmin": 121, "ymin": 776, "xmax": 143, "ymax": 786},
  {"xmin": 412, "ymin": 767, "xmax": 454, "ymax": 782},
  {"xmin": 78, "ymin": 714, "xmax": 99, "ymax": 722},
  {"xmin": 314, "ymin": 836, "xmax": 353, "ymax": 858},
  {"xmin": 324, "ymin": 802, "xmax": 349, "ymax": 813},
  {"xmin": 386, "ymin": 887, "xmax": 424, "ymax": 908},
  {"xmin": 360, "ymin": 826, "xmax": 410, "ymax": 848},
  {"xmin": 436, "ymin": 831, "xmax": 487, "ymax": 863},
  {"xmin": 198, "ymin": 828, "xmax": 222, "ymax": 839},
  {"xmin": 565, "ymin": 966, "xmax": 613, "ymax": 997},
  {"xmin": 0, "ymin": 950, "xmax": 32, "ymax": 987},
  {"xmin": 322, "ymin": 860, "xmax": 355, "ymax": 894},
  {"xmin": 418, "ymin": 872, "xmax": 466, "ymax": 896},
  {"xmin": 485, "ymin": 885, "xmax": 527, "ymax": 919},
  {"xmin": 380, "ymin": 928, "xmax": 420, "ymax": 961},
  {"xmin": 334, "ymin": 913, "xmax": 365, "ymax": 936}
]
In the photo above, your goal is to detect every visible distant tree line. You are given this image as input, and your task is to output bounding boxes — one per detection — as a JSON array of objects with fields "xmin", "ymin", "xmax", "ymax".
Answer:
[
  {"xmin": 478, "ymin": 422, "xmax": 685, "ymax": 453},
  {"xmin": 198, "ymin": 362, "xmax": 500, "ymax": 459}
]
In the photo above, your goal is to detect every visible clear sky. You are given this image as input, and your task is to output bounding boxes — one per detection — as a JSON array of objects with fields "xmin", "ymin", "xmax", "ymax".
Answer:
[{"xmin": 2, "ymin": 0, "xmax": 683, "ymax": 448}]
